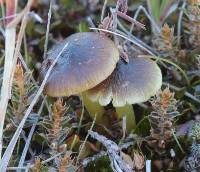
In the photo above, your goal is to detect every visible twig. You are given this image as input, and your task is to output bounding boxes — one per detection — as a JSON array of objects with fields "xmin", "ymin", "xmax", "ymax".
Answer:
[
  {"xmin": 101, "ymin": 0, "xmax": 108, "ymax": 22},
  {"xmin": 82, "ymin": 151, "xmax": 107, "ymax": 167},
  {"xmin": 116, "ymin": 11, "xmax": 145, "ymax": 30},
  {"xmin": 90, "ymin": 27, "xmax": 155, "ymax": 56},
  {"xmin": 116, "ymin": 23, "xmax": 158, "ymax": 55},
  {"xmin": 43, "ymin": 0, "xmax": 52, "ymax": 59},
  {"xmin": 0, "ymin": 12, "xmax": 43, "ymax": 23},
  {"xmin": 129, "ymin": 5, "xmax": 160, "ymax": 36},
  {"xmin": 82, "ymin": 140, "xmax": 135, "ymax": 168},
  {"xmin": 0, "ymin": 43, "xmax": 69, "ymax": 171},
  {"xmin": 119, "ymin": 141, "xmax": 135, "ymax": 149},
  {"xmin": 134, "ymin": 5, "xmax": 161, "ymax": 34},
  {"xmin": 89, "ymin": 131, "xmax": 133, "ymax": 172},
  {"xmin": 43, "ymin": 152, "xmax": 64, "ymax": 164},
  {"xmin": 129, "ymin": 5, "xmax": 143, "ymax": 36}
]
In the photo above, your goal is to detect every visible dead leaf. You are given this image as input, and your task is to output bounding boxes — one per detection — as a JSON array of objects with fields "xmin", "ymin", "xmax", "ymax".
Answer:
[
  {"xmin": 121, "ymin": 151, "xmax": 134, "ymax": 169},
  {"xmin": 133, "ymin": 151, "xmax": 145, "ymax": 170}
]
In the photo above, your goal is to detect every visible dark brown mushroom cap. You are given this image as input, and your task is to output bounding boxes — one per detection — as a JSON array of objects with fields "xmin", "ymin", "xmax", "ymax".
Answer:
[
  {"xmin": 40, "ymin": 32, "xmax": 119, "ymax": 97},
  {"xmin": 86, "ymin": 57, "xmax": 162, "ymax": 107}
]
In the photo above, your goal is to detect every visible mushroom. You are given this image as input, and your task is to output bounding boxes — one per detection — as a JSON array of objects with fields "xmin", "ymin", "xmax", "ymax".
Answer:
[
  {"xmin": 86, "ymin": 57, "xmax": 162, "ymax": 132},
  {"xmin": 40, "ymin": 32, "xmax": 119, "ymax": 122}
]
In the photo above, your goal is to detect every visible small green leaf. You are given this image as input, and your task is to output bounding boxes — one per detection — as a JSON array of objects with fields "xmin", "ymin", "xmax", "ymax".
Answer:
[{"xmin": 78, "ymin": 22, "xmax": 89, "ymax": 32}]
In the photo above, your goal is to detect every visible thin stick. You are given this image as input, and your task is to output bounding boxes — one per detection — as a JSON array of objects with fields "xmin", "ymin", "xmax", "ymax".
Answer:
[
  {"xmin": 0, "ymin": 43, "xmax": 69, "ymax": 171},
  {"xmin": 90, "ymin": 27, "xmax": 155, "ymax": 56},
  {"xmin": 0, "ymin": 12, "xmax": 43, "ymax": 23},
  {"xmin": 129, "ymin": 5, "xmax": 143, "ymax": 36},
  {"xmin": 43, "ymin": 0, "xmax": 52, "ymax": 59},
  {"xmin": 131, "ymin": 5, "xmax": 160, "ymax": 34},
  {"xmin": 0, "ymin": 1, "xmax": 17, "ymax": 158},
  {"xmin": 101, "ymin": 0, "xmax": 108, "ymax": 22},
  {"xmin": 117, "ymin": 22, "xmax": 158, "ymax": 55},
  {"xmin": 82, "ymin": 151, "xmax": 107, "ymax": 167},
  {"xmin": 116, "ymin": 11, "xmax": 146, "ymax": 30}
]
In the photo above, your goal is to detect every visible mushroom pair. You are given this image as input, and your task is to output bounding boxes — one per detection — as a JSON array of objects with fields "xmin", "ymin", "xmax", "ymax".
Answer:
[{"xmin": 40, "ymin": 32, "xmax": 162, "ymax": 132}]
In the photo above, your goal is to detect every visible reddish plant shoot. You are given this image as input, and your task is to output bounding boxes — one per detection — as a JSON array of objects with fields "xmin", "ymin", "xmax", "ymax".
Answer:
[{"xmin": 0, "ymin": 0, "xmax": 16, "ymax": 24}]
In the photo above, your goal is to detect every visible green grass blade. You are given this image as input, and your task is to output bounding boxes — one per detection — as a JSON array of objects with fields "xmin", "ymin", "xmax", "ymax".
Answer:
[
  {"xmin": 160, "ymin": 0, "xmax": 170, "ymax": 12},
  {"xmin": 149, "ymin": 0, "xmax": 161, "ymax": 22},
  {"xmin": 140, "ymin": 55, "xmax": 190, "ymax": 86}
]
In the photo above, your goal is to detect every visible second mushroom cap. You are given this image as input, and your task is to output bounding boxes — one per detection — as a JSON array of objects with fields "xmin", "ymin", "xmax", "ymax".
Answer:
[{"xmin": 86, "ymin": 57, "xmax": 162, "ymax": 106}]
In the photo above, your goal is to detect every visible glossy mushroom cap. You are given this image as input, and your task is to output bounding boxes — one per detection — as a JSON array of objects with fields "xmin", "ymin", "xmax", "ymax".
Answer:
[
  {"xmin": 40, "ymin": 32, "xmax": 119, "ymax": 97},
  {"xmin": 87, "ymin": 57, "xmax": 162, "ymax": 107}
]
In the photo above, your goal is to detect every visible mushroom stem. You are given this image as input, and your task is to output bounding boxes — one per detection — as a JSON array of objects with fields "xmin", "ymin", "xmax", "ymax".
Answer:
[
  {"xmin": 115, "ymin": 104, "xmax": 136, "ymax": 132},
  {"xmin": 82, "ymin": 92, "xmax": 105, "ymax": 124}
]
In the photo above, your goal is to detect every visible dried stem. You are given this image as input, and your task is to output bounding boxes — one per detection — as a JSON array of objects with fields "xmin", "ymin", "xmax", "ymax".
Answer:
[
  {"xmin": 0, "ymin": 0, "xmax": 17, "ymax": 158},
  {"xmin": 117, "ymin": 11, "xmax": 146, "ymax": 30},
  {"xmin": 43, "ymin": 0, "xmax": 52, "ymax": 59}
]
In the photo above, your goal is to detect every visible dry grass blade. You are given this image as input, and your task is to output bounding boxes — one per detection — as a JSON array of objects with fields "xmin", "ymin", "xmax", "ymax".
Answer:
[
  {"xmin": 43, "ymin": 0, "xmax": 52, "ymax": 59},
  {"xmin": 0, "ymin": 43, "xmax": 69, "ymax": 171},
  {"xmin": 17, "ymin": 100, "xmax": 45, "ymax": 171},
  {"xmin": 0, "ymin": 3, "xmax": 16, "ymax": 159},
  {"xmin": 101, "ymin": 0, "xmax": 108, "ymax": 22},
  {"xmin": 0, "ymin": 0, "xmax": 33, "ymax": 158},
  {"xmin": 90, "ymin": 27, "xmax": 155, "ymax": 55},
  {"xmin": 0, "ymin": 26, "xmax": 16, "ymax": 158}
]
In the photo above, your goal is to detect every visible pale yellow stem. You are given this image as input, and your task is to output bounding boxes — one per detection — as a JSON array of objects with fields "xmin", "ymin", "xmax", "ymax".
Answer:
[
  {"xmin": 116, "ymin": 104, "xmax": 136, "ymax": 133},
  {"xmin": 82, "ymin": 93, "xmax": 105, "ymax": 124}
]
